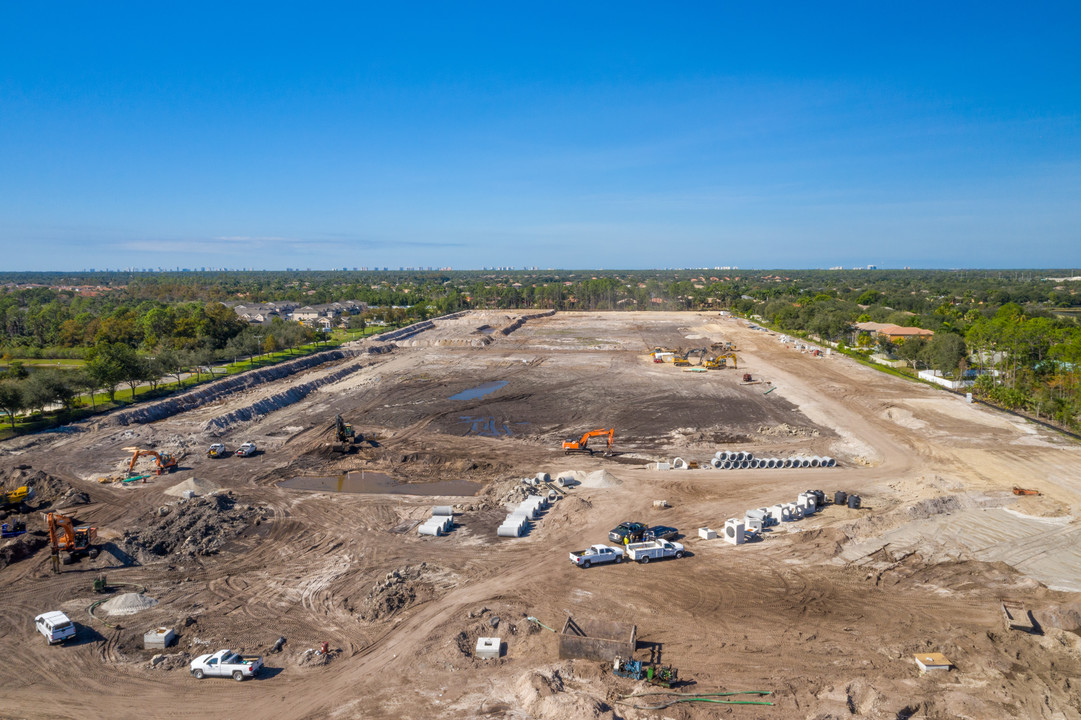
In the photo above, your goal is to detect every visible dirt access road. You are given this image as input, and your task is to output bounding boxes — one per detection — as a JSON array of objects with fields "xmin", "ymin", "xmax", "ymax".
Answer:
[{"xmin": 2, "ymin": 311, "xmax": 1081, "ymax": 720}]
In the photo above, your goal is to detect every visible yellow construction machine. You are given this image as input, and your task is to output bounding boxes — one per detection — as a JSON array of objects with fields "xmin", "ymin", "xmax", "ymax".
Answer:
[
  {"xmin": 1, "ymin": 485, "xmax": 34, "ymax": 509},
  {"xmin": 703, "ymin": 353, "xmax": 737, "ymax": 370}
]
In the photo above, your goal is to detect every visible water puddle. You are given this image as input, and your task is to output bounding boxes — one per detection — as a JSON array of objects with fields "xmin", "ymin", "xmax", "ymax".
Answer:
[
  {"xmin": 476, "ymin": 325, "xmax": 496, "ymax": 335},
  {"xmin": 449, "ymin": 380, "xmax": 508, "ymax": 401},
  {"xmin": 279, "ymin": 470, "xmax": 481, "ymax": 496}
]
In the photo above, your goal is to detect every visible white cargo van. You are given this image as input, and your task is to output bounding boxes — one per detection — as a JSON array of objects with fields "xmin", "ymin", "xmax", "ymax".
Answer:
[{"xmin": 35, "ymin": 611, "xmax": 76, "ymax": 644}]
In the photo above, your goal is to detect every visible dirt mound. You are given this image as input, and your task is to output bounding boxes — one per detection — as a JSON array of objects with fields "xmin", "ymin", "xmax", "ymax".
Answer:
[
  {"xmin": 148, "ymin": 651, "xmax": 192, "ymax": 671},
  {"xmin": 580, "ymin": 470, "xmax": 621, "ymax": 488},
  {"xmin": 55, "ymin": 489, "xmax": 91, "ymax": 508},
  {"xmin": 512, "ymin": 665, "xmax": 615, "ymax": 719},
  {"xmin": 122, "ymin": 494, "xmax": 264, "ymax": 558},
  {"xmin": 3, "ymin": 468, "xmax": 70, "ymax": 504},
  {"xmin": 0, "ymin": 533, "xmax": 47, "ymax": 570},
  {"xmin": 163, "ymin": 477, "xmax": 221, "ymax": 498},
  {"xmin": 100, "ymin": 592, "xmax": 158, "ymax": 616},
  {"xmin": 360, "ymin": 563, "xmax": 458, "ymax": 621},
  {"xmin": 758, "ymin": 423, "xmax": 820, "ymax": 437}
]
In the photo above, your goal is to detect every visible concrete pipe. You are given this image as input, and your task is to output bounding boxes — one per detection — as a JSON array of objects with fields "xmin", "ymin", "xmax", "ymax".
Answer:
[
  {"xmin": 824, "ymin": 457, "xmax": 836, "ymax": 467},
  {"xmin": 672, "ymin": 457, "xmax": 688, "ymax": 470},
  {"xmin": 810, "ymin": 457, "xmax": 821, "ymax": 468},
  {"xmin": 745, "ymin": 452, "xmax": 755, "ymax": 462},
  {"xmin": 418, "ymin": 523, "xmax": 442, "ymax": 537},
  {"xmin": 740, "ymin": 461, "xmax": 750, "ymax": 469},
  {"xmin": 799, "ymin": 458, "xmax": 811, "ymax": 468},
  {"xmin": 497, "ymin": 524, "xmax": 522, "ymax": 538},
  {"xmin": 432, "ymin": 506, "xmax": 454, "ymax": 516},
  {"xmin": 721, "ymin": 461, "xmax": 733, "ymax": 469},
  {"xmin": 536, "ymin": 472, "xmax": 550, "ymax": 483},
  {"xmin": 714, "ymin": 451, "xmax": 725, "ymax": 460},
  {"xmin": 710, "ymin": 458, "xmax": 722, "ymax": 468},
  {"xmin": 765, "ymin": 459, "xmax": 776, "ymax": 469},
  {"xmin": 547, "ymin": 490, "xmax": 558, "ymax": 502}
]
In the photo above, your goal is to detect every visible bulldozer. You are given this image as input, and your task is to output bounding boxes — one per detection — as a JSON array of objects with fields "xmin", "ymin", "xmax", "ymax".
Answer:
[
  {"xmin": 46, "ymin": 511, "xmax": 98, "ymax": 572},
  {"xmin": 1, "ymin": 485, "xmax": 34, "ymax": 510},
  {"xmin": 124, "ymin": 447, "xmax": 179, "ymax": 476},
  {"xmin": 562, "ymin": 429, "xmax": 615, "ymax": 456}
]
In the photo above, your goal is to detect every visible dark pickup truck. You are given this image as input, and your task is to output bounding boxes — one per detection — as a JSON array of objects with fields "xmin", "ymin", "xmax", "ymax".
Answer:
[{"xmin": 608, "ymin": 522, "xmax": 679, "ymax": 543}]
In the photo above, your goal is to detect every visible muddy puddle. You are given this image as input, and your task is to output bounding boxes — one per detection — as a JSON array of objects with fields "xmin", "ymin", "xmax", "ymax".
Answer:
[
  {"xmin": 279, "ymin": 470, "xmax": 481, "ymax": 496},
  {"xmin": 476, "ymin": 326, "xmax": 496, "ymax": 335},
  {"xmin": 449, "ymin": 380, "xmax": 507, "ymax": 401}
]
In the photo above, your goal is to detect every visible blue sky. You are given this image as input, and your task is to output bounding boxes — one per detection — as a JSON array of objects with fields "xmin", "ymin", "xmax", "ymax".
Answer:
[{"xmin": 1, "ymin": 3, "xmax": 1079, "ymax": 270}]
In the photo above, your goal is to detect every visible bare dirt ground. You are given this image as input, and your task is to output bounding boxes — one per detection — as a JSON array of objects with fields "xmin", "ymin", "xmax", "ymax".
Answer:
[{"xmin": 3, "ymin": 310, "xmax": 1081, "ymax": 720}]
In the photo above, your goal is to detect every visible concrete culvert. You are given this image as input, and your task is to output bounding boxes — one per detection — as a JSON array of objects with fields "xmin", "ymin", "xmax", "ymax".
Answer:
[
  {"xmin": 672, "ymin": 457, "xmax": 688, "ymax": 470},
  {"xmin": 711, "ymin": 458, "xmax": 722, "ymax": 468},
  {"xmin": 536, "ymin": 472, "xmax": 550, "ymax": 483},
  {"xmin": 432, "ymin": 506, "xmax": 454, "ymax": 516}
]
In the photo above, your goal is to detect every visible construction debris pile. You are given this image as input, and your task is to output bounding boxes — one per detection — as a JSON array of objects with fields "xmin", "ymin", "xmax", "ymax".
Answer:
[
  {"xmin": 122, "ymin": 493, "xmax": 264, "ymax": 559},
  {"xmin": 360, "ymin": 563, "xmax": 457, "ymax": 621}
]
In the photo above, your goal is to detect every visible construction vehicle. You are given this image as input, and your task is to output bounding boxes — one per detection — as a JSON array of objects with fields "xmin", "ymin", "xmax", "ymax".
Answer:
[
  {"xmin": 1, "ymin": 485, "xmax": 34, "ymax": 509},
  {"xmin": 703, "ymin": 352, "xmax": 737, "ymax": 369},
  {"xmin": 46, "ymin": 511, "xmax": 98, "ymax": 571},
  {"xmin": 335, "ymin": 414, "xmax": 355, "ymax": 443},
  {"xmin": 125, "ymin": 448, "xmax": 178, "ymax": 476},
  {"xmin": 207, "ymin": 443, "xmax": 228, "ymax": 459},
  {"xmin": 1, "ymin": 520, "xmax": 27, "ymax": 538},
  {"xmin": 1013, "ymin": 487, "xmax": 1040, "ymax": 496},
  {"xmin": 613, "ymin": 657, "xmax": 677, "ymax": 687},
  {"xmin": 686, "ymin": 348, "xmax": 709, "ymax": 365},
  {"xmin": 562, "ymin": 429, "xmax": 614, "ymax": 456}
]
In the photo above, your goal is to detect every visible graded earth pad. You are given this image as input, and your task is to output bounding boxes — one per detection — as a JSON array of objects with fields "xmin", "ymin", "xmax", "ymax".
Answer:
[{"xmin": 2, "ymin": 311, "xmax": 1081, "ymax": 719}]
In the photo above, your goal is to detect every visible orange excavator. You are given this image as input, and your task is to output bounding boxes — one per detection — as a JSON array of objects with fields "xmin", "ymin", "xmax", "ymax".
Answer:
[
  {"xmin": 562, "ymin": 429, "xmax": 615, "ymax": 456},
  {"xmin": 125, "ymin": 447, "xmax": 178, "ymax": 476},
  {"xmin": 46, "ymin": 511, "xmax": 98, "ymax": 572}
]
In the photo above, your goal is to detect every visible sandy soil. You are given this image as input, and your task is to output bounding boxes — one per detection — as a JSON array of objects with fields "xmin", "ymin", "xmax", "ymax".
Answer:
[{"xmin": 2, "ymin": 310, "xmax": 1081, "ymax": 720}]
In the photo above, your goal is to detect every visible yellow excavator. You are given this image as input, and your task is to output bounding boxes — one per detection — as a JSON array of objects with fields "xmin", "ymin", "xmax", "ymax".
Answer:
[
  {"xmin": 562, "ymin": 429, "xmax": 615, "ymax": 456},
  {"xmin": 703, "ymin": 353, "xmax": 737, "ymax": 370}
]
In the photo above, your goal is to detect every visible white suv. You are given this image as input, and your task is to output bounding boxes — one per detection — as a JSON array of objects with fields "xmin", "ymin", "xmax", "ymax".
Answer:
[{"xmin": 35, "ymin": 611, "xmax": 76, "ymax": 645}]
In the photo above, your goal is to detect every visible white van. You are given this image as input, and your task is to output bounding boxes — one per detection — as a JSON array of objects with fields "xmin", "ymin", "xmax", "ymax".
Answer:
[{"xmin": 35, "ymin": 611, "xmax": 76, "ymax": 645}]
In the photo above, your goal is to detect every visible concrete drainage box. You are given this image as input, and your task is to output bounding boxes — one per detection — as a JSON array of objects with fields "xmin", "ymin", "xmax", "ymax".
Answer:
[
  {"xmin": 144, "ymin": 627, "xmax": 176, "ymax": 649},
  {"xmin": 557, "ymin": 616, "xmax": 636, "ymax": 662},
  {"xmin": 475, "ymin": 636, "xmax": 501, "ymax": 659}
]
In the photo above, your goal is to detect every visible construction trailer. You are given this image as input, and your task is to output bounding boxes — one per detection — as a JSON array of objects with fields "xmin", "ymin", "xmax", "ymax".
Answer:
[{"xmin": 558, "ymin": 616, "xmax": 636, "ymax": 662}]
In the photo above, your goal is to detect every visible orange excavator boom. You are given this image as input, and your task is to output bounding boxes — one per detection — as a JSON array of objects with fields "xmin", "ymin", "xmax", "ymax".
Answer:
[{"xmin": 562, "ymin": 428, "xmax": 614, "ymax": 455}]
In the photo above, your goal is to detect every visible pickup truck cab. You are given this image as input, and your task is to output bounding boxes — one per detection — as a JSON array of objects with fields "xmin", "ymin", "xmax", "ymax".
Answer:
[
  {"xmin": 645, "ymin": 525, "xmax": 678, "ymax": 541},
  {"xmin": 609, "ymin": 521, "xmax": 647, "ymax": 544},
  {"xmin": 626, "ymin": 539, "xmax": 685, "ymax": 564},
  {"xmin": 207, "ymin": 443, "xmax": 228, "ymax": 458},
  {"xmin": 190, "ymin": 649, "xmax": 264, "ymax": 681},
  {"xmin": 569, "ymin": 544, "xmax": 625, "ymax": 568},
  {"xmin": 235, "ymin": 442, "xmax": 257, "ymax": 458},
  {"xmin": 35, "ymin": 611, "xmax": 76, "ymax": 645}
]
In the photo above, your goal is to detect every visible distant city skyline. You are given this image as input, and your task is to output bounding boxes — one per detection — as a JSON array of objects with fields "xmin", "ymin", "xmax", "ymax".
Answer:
[{"xmin": 1, "ymin": 3, "xmax": 1079, "ymax": 271}]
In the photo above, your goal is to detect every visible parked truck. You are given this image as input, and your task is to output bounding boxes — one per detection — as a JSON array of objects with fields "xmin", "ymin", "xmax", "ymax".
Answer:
[
  {"xmin": 625, "ymin": 539, "xmax": 685, "ymax": 564},
  {"xmin": 190, "ymin": 649, "xmax": 264, "ymax": 681},
  {"xmin": 569, "ymin": 544, "xmax": 625, "ymax": 568}
]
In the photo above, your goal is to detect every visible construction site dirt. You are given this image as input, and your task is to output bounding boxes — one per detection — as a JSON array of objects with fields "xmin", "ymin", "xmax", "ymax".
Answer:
[{"xmin": 3, "ymin": 310, "xmax": 1081, "ymax": 719}]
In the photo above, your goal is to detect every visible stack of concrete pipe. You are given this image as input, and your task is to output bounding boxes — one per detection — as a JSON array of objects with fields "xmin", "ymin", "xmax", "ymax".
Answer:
[
  {"xmin": 498, "ymin": 494, "xmax": 550, "ymax": 538},
  {"xmin": 695, "ymin": 451, "xmax": 837, "ymax": 470},
  {"xmin": 418, "ymin": 512, "xmax": 454, "ymax": 537}
]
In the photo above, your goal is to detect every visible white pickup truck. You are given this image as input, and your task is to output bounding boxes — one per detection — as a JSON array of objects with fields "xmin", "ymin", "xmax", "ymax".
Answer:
[
  {"xmin": 625, "ymin": 539, "xmax": 685, "ymax": 564},
  {"xmin": 190, "ymin": 649, "xmax": 264, "ymax": 681},
  {"xmin": 569, "ymin": 544, "xmax": 625, "ymax": 568}
]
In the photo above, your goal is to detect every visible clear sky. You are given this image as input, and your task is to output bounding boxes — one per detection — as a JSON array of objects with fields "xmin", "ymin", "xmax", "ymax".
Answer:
[{"xmin": 1, "ymin": 2, "xmax": 1079, "ymax": 271}]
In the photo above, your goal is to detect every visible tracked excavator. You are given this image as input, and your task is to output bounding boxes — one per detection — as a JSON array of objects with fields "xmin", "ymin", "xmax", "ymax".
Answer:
[
  {"xmin": 703, "ymin": 353, "xmax": 737, "ymax": 370},
  {"xmin": 125, "ymin": 447, "xmax": 178, "ymax": 476},
  {"xmin": 562, "ymin": 429, "xmax": 615, "ymax": 456},
  {"xmin": 46, "ymin": 511, "xmax": 98, "ymax": 572},
  {"xmin": 332, "ymin": 414, "xmax": 358, "ymax": 453}
]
